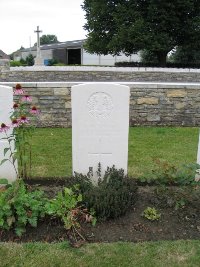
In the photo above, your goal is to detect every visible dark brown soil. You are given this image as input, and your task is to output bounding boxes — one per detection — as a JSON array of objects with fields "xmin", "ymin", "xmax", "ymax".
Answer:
[{"xmin": 0, "ymin": 182, "xmax": 200, "ymax": 244}]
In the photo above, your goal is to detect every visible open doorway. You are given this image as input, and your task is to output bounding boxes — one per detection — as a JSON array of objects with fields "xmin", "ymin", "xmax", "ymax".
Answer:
[{"xmin": 67, "ymin": 49, "xmax": 81, "ymax": 65}]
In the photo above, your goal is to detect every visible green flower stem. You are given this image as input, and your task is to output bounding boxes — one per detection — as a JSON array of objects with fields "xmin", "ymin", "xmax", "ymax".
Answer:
[{"xmin": 5, "ymin": 131, "xmax": 18, "ymax": 177}]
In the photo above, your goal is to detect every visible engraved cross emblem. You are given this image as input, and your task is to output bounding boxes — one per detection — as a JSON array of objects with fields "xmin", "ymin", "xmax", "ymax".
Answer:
[{"xmin": 88, "ymin": 136, "xmax": 112, "ymax": 176}]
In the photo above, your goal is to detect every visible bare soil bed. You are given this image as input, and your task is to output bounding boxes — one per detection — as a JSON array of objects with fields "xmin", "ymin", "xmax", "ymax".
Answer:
[{"xmin": 0, "ymin": 180, "xmax": 200, "ymax": 244}]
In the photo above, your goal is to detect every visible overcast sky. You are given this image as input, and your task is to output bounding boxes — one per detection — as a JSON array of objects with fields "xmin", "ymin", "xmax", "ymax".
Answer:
[{"xmin": 0, "ymin": 0, "xmax": 87, "ymax": 54}]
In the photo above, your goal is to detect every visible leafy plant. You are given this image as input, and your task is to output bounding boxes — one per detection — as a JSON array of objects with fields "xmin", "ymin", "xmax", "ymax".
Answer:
[
  {"xmin": 154, "ymin": 184, "xmax": 197, "ymax": 210},
  {"xmin": 0, "ymin": 83, "xmax": 40, "ymax": 179},
  {"xmin": 0, "ymin": 178, "xmax": 12, "ymax": 190},
  {"xmin": 0, "ymin": 179, "xmax": 46, "ymax": 236},
  {"xmin": 174, "ymin": 198, "xmax": 186, "ymax": 210},
  {"xmin": 140, "ymin": 159, "xmax": 200, "ymax": 186},
  {"xmin": 142, "ymin": 207, "xmax": 161, "ymax": 221},
  {"xmin": 73, "ymin": 166, "xmax": 138, "ymax": 220},
  {"xmin": 45, "ymin": 185, "xmax": 96, "ymax": 241},
  {"xmin": 139, "ymin": 159, "xmax": 200, "ymax": 210}
]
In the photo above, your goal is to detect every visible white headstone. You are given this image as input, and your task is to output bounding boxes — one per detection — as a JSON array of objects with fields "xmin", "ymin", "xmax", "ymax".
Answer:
[
  {"xmin": 72, "ymin": 83, "xmax": 130, "ymax": 182},
  {"xmin": 195, "ymin": 130, "xmax": 200, "ymax": 181},
  {"xmin": 0, "ymin": 85, "xmax": 17, "ymax": 182},
  {"xmin": 197, "ymin": 130, "xmax": 200, "ymax": 165}
]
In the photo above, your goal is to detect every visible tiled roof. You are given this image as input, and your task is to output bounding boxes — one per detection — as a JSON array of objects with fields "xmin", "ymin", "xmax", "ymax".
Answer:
[
  {"xmin": 21, "ymin": 39, "xmax": 85, "ymax": 52},
  {"xmin": 0, "ymin": 50, "xmax": 10, "ymax": 59}
]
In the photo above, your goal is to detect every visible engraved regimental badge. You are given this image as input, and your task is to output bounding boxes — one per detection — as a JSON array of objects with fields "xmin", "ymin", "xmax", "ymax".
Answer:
[{"xmin": 87, "ymin": 92, "xmax": 114, "ymax": 119}]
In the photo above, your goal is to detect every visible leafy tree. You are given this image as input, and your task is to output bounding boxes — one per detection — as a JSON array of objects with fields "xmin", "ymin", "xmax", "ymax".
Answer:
[
  {"xmin": 82, "ymin": 0, "xmax": 200, "ymax": 66},
  {"xmin": 169, "ymin": 45, "xmax": 200, "ymax": 64},
  {"xmin": 34, "ymin": 35, "xmax": 59, "ymax": 46},
  {"xmin": 140, "ymin": 50, "xmax": 158, "ymax": 64},
  {"xmin": 40, "ymin": 34, "xmax": 59, "ymax": 44}
]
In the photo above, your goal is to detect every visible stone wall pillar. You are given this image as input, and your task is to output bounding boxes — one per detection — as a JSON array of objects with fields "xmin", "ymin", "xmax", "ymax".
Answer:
[{"xmin": 0, "ymin": 59, "xmax": 10, "ymax": 71}]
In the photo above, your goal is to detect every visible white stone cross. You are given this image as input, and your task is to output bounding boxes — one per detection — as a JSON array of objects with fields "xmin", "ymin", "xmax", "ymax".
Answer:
[
  {"xmin": 72, "ymin": 83, "xmax": 130, "ymax": 182},
  {"xmin": 34, "ymin": 26, "xmax": 42, "ymax": 56},
  {"xmin": 34, "ymin": 26, "xmax": 44, "ymax": 66}
]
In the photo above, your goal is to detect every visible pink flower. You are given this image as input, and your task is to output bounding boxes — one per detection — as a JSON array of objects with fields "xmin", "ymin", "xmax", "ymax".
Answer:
[
  {"xmin": 14, "ymin": 88, "xmax": 25, "ymax": 95},
  {"xmin": 30, "ymin": 106, "xmax": 40, "ymax": 115},
  {"xmin": 21, "ymin": 95, "xmax": 32, "ymax": 102},
  {"xmin": 11, "ymin": 118, "xmax": 20, "ymax": 128},
  {"xmin": 19, "ymin": 115, "xmax": 29, "ymax": 124},
  {"xmin": 0, "ymin": 123, "xmax": 10, "ymax": 133},
  {"xmin": 14, "ymin": 84, "xmax": 24, "ymax": 95}
]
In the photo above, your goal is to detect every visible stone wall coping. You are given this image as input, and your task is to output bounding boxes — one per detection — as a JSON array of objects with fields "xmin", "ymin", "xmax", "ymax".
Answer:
[
  {"xmin": 1, "ymin": 81, "xmax": 200, "ymax": 89},
  {"xmin": 9, "ymin": 66, "xmax": 200, "ymax": 73}
]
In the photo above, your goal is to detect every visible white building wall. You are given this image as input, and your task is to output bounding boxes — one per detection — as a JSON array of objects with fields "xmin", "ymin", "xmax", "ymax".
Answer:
[
  {"xmin": 82, "ymin": 51, "xmax": 100, "ymax": 65},
  {"xmin": 82, "ymin": 50, "xmax": 141, "ymax": 66},
  {"xmin": 99, "ymin": 54, "xmax": 116, "ymax": 65},
  {"xmin": 21, "ymin": 49, "xmax": 53, "ymax": 61},
  {"xmin": 18, "ymin": 47, "xmax": 141, "ymax": 65},
  {"xmin": 116, "ymin": 52, "xmax": 141, "ymax": 63}
]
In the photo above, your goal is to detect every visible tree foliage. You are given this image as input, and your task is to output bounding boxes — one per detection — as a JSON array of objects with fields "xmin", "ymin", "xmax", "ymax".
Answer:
[
  {"xmin": 140, "ymin": 50, "xmax": 158, "ymax": 64},
  {"xmin": 82, "ymin": 0, "xmax": 200, "ymax": 66},
  {"xmin": 34, "ymin": 35, "xmax": 59, "ymax": 46},
  {"xmin": 40, "ymin": 34, "xmax": 58, "ymax": 45},
  {"xmin": 169, "ymin": 45, "xmax": 200, "ymax": 64}
]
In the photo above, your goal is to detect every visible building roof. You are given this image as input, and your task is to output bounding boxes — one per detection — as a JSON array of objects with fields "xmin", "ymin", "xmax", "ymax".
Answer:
[
  {"xmin": 21, "ymin": 39, "xmax": 85, "ymax": 52},
  {"xmin": 0, "ymin": 50, "xmax": 10, "ymax": 59}
]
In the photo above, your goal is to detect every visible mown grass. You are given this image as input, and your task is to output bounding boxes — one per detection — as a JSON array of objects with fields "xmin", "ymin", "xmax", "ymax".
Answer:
[
  {"xmin": 2, "ymin": 127, "xmax": 200, "ymax": 266},
  {"xmin": 0, "ymin": 240, "xmax": 200, "ymax": 267},
  {"xmin": 31, "ymin": 127, "xmax": 199, "ymax": 178}
]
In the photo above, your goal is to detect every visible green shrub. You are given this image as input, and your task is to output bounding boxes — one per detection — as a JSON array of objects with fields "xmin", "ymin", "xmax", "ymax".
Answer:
[
  {"xmin": 0, "ymin": 179, "xmax": 46, "ymax": 236},
  {"xmin": 25, "ymin": 54, "xmax": 34, "ymax": 66},
  {"xmin": 73, "ymin": 166, "xmax": 138, "ymax": 220},
  {"xmin": 142, "ymin": 207, "xmax": 161, "ymax": 221},
  {"xmin": 10, "ymin": 61, "xmax": 23, "ymax": 67},
  {"xmin": 20, "ymin": 58, "xmax": 27, "ymax": 65},
  {"xmin": 140, "ymin": 159, "xmax": 200, "ymax": 185},
  {"xmin": 115, "ymin": 61, "xmax": 200, "ymax": 68}
]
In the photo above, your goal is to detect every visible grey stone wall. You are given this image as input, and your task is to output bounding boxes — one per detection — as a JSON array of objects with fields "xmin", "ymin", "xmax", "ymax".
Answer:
[
  {"xmin": 1, "ymin": 82, "xmax": 200, "ymax": 127},
  {"xmin": 1, "ymin": 66, "xmax": 200, "ymax": 82}
]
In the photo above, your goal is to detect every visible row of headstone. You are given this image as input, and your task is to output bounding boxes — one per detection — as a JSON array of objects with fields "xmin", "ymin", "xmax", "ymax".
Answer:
[
  {"xmin": 0, "ymin": 85, "xmax": 17, "ymax": 182},
  {"xmin": 1, "ymin": 82, "xmax": 200, "ymax": 182},
  {"xmin": 196, "ymin": 133, "xmax": 200, "ymax": 181}
]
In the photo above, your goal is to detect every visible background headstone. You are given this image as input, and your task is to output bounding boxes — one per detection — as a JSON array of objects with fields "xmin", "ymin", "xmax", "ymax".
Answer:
[
  {"xmin": 197, "ymin": 130, "xmax": 200, "ymax": 165},
  {"xmin": 195, "ymin": 130, "xmax": 200, "ymax": 181},
  {"xmin": 72, "ymin": 83, "xmax": 130, "ymax": 182},
  {"xmin": 0, "ymin": 85, "xmax": 17, "ymax": 182}
]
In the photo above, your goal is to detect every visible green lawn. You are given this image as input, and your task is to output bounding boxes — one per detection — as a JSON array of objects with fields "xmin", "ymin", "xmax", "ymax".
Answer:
[
  {"xmin": 0, "ymin": 240, "xmax": 200, "ymax": 267},
  {"xmin": 2, "ymin": 127, "xmax": 200, "ymax": 266},
  {"xmin": 31, "ymin": 127, "xmax": 199, "ymax": 178}
]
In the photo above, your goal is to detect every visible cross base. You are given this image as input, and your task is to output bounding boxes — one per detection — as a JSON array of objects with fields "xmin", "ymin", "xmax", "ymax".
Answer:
[{"xmin": 34, "ymin": 56, "xmax": 44, "ymax": 66}]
